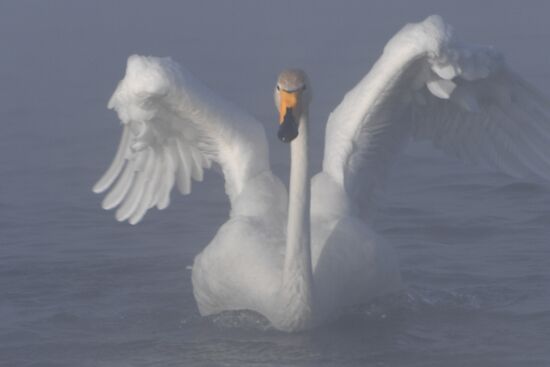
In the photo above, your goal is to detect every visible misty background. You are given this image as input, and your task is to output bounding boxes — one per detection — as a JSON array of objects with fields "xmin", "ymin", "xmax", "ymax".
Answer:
[{"xmin": 1, "ymin": 1, "xmax": 550, "ymax": 366}]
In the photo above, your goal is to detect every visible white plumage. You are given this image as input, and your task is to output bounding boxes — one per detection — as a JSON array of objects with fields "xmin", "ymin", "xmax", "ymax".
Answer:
[{"xmin": 93, "ymin": 15, "xmax": 550, "ymax": 331}]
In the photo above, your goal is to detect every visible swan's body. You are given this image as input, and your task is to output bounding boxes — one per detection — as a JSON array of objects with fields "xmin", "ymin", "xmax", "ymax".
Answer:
[{"xmin": 93, "ymin": 16, "xmax": 550, "ymax": 331}]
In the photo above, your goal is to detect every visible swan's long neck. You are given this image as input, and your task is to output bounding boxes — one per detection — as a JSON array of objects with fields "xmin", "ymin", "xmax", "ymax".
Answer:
[{"xmin": 280, "ymin": 110, "xmax": 314, "ymax": 330}]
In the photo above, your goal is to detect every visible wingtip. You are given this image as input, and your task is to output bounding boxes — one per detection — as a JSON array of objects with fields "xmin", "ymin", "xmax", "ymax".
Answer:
[
  {"xmin": 424, "ymin": 14, "xmax": 444, "ymax": 24},
  {"xmin": 115, "ymin": 210, "xmax": 131, "ymax": 223},
  {"xmin": 92, "ymin": 181, "xmax": 106, "ymax": 194},
  {"xmin": 101, "ymin": 199, "xmax": 116, "ymax": 211},
  {"xmin": 156, "ymin": 199, "xmax": 170, "ymax": 211}
]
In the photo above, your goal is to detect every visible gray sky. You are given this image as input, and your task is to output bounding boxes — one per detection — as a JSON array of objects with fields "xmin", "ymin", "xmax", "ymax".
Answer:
[
  {"xmin": 1, "ymin": 4, "xmax": 549, "ymax": 365},
  {"xmin": 1, "ymin": 0, "xmax": 549, "ymax": 199}
]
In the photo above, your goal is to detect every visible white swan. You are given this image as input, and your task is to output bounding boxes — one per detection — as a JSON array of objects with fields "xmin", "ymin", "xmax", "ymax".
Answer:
[{"xmin": 93, "ymin": 15, "xmax": 550, "ymax": 332}]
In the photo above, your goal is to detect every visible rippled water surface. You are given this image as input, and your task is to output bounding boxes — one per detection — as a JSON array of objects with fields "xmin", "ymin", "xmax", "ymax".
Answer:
[{"xmin": 2, "ymin": 1, "xmax": 550, "ymax": 366}]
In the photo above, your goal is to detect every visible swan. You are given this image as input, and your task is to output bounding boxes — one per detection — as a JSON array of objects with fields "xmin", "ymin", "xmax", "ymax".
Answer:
[{"xmin": 93, "ymin": 15, "xmax": 550, "ymax": 332}]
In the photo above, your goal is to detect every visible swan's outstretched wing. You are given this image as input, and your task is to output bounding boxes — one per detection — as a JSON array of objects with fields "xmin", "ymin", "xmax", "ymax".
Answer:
[
  {"xmin": 322, "ymin": 15, "xmax": 550, "ymax": 210},
  {"xmin": 93, "ymin": 55, "xmax": 270, "ymax": 224}
]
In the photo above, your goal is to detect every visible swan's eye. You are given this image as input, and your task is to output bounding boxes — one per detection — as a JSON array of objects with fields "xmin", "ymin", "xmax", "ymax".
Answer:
[{"xmin": 276, "ymin": 85, "xmax": 280, "ymax": 91}]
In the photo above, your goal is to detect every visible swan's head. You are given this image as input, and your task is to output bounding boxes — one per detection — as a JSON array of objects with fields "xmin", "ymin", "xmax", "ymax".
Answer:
[{"xmin": 274, "ymin": 69, "xmax": 310, "ymax": 143}]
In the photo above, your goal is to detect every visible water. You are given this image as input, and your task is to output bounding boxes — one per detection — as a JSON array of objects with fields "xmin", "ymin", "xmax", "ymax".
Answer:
[{"xmin": 1, "ymin": 1, "xmax": 550, "ymax": 366}]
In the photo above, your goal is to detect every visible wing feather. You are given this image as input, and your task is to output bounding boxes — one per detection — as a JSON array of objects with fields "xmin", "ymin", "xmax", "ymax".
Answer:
[
  {"xmin": 102, "ymin": 157, "xmax": 135, "ymax": 210},
  {"xmin": 157, "ymin": 145, "xmax": 176, "ymax": 210},
  {"xmin": 94, "ymin": 55, "xmax": 271, "ymax": 223},
  {"xmin": 116, "ymin": 154, "xmax": 149, "ymax": 222},
  {"xmin": 321, "ymin": 15, "xmax": 550, "ymax": 215},
  {"xmin": 190, "ymin": 147, "xmax": 206, "ymax": 180},
  {"xmin": 174, "ymin": 140, "xmax": 192, "ymax": 195},
  {"xmin": 94, "ymin": 126, "xmax": 131, "ymax": 194}
]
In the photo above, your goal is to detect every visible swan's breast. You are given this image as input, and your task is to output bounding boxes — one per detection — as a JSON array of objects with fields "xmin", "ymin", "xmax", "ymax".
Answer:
[
  {"xmin": 192, "ymin": 216, "xmax": 284, "ymax": 316},
  {"xmin": 311, "ymin": 172, "xmax": 356, "ymax": 218},
  {"xmin": 231, "ymin": 171, "xmax": 288, "ymax": 220},
  {"xmin": 310, "ymin": 215, "xmax": 401, "ymax": 318}
]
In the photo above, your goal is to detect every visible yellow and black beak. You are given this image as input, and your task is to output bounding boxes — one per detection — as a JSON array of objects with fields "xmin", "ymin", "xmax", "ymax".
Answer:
[{"xmin": 278, "ymin": 90, "xmax": 299, "ymax": 143}]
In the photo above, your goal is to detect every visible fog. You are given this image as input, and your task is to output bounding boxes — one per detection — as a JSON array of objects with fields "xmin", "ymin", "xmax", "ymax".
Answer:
[{"xmin": 1, "ymin": 1, "xmax": 550, "ymax": 366}]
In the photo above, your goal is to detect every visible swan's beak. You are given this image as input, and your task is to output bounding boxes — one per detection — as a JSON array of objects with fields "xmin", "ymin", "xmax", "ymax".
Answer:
[
  {"xmin": 278, "ymin": 90, "xmax": 299, "ymax": 143},
  {"xmin": 278, "ymin": 107, "xmax": 298, "ymax": 143}
]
